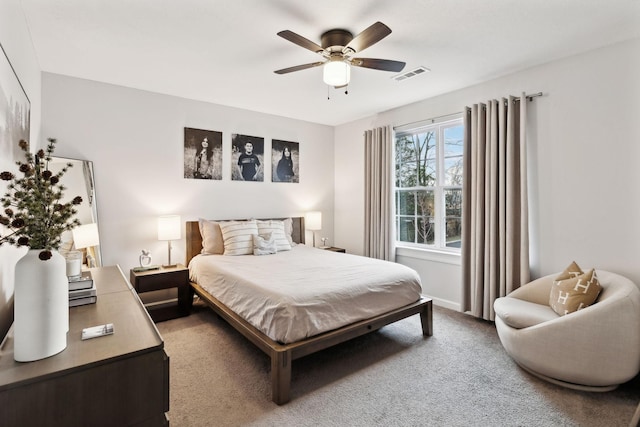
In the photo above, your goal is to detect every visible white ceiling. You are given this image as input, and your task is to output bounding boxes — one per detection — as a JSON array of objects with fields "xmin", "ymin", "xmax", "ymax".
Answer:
[{"xmin": 20, "ymin": 0, "xmax": 640, "ymax": 126}]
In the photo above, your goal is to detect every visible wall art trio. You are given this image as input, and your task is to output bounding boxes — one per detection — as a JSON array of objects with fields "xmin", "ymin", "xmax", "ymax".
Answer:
[{"xmin": 183, "ymin": 127, "xmax": 299, "ymax": 183}]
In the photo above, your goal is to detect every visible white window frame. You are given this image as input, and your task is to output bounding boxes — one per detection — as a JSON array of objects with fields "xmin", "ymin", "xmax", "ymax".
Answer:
[{"xmin": 394, "ymin": 115, "xmax": 463, "ymax": 253}]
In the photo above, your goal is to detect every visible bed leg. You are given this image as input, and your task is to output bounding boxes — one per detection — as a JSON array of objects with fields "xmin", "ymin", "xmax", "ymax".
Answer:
[
  {"xmin": 271, "ymin": 349, "xmax": 292, "ymax": 405},
  {"xmin": 188, "ymin": 286, "xmax": 195, "ymax": 309},
  {"xmin": 420, "ymin": 300, "xmax": 433, "ymax": 336}
]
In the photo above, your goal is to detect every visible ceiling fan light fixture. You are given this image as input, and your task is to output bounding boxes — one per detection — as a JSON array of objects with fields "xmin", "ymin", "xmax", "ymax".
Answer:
[{"xmin": 323, "ymin": 60, "xmax": 350, "ymax": 86}]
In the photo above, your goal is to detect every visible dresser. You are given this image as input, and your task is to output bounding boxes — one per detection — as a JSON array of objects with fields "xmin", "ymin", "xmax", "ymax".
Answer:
[{"xmin": 0, "ymin": 265, "xmax": 169, "ymax": 427}]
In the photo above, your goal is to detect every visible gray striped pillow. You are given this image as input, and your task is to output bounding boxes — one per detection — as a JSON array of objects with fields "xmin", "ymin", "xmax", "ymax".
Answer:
[
  {"xmin": 257, "ymin": 220, "xmax": 292, "ymax": 251},
  {"xmin": 220, "ymin": 220, "xmax": 258, "ymax": 256}
]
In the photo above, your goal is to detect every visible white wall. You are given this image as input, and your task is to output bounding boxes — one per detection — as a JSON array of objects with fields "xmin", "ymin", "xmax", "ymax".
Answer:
[
  {"xmin": 41, "ymin": 73, "xmax": 335, "ymax": 273},
  {"xmin": 335, "ymin": 38, "xmax": 640, "ymax": 310},
  {"xmin": 0, "ymin": 0, "xmax": 42, "ymax": 339}
]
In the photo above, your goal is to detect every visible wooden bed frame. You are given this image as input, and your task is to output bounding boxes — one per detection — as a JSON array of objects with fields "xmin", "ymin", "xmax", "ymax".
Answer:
[{"xmin": 186, "ymin": 219, "xmax": 433, "ymax": 405}]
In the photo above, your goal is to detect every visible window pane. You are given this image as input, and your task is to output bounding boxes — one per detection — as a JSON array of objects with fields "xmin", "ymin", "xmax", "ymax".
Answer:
[
  {"xmin": 416, "ymin": 190, "xmax": 434, "ymax": 217},
  {"xmin": 396, "ymin": 132, "xmax": 436, "ymax": 187},
  {"xmin": 396, "ymin": 191, "xmax": 415, "ymax": 215},
  {"xmin": 417, "ymin": 132, "xmax": 436, "ymax": 186},
  {"xmin": 421, "ymin": 159, "xmax": 436, "ymax": 187},
  {"xmin": 416, "ymin": 216, "xmax": 434, "ymax": 244},
  {"xmin": 415, "ymin": 190, "xmax": 434, "ymax": 244},
  {"xmin": 445, "ymin": 189, "xmax": 462, "ymax": 248},
  {"xmin": 397, "ymin": 217, "xmax": 415, "ymax": 243},
  {"xmin": 396, "ymin": 158, "xmax": 417, "ymax": 188},
  {"xmin": 395, "ymin": 135, "xmax": 417, "ymax": 187},
  {"xmin": 443, "ymin": 125, "xmax": 464, "ymax": 186},
  {"xmin": 445, "ymin": 219, "xmax": 461, "ymax": 248}
]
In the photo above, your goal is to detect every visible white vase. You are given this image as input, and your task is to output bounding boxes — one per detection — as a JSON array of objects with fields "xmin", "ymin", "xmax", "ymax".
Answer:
[{"xmin": 14, "ymin": 249, "xmax": 69, "ymax": 362}]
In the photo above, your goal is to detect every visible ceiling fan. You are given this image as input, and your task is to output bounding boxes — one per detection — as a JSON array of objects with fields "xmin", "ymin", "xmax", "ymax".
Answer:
[{"xmin": 274, "ymin": 21, "xmax": 406, "ymax": 89}]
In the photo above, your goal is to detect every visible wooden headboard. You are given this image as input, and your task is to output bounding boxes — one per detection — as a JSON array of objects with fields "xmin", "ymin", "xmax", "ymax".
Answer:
[{"xmin": 186, "ymin": 217, "xmax": 305, "ymax": 265}]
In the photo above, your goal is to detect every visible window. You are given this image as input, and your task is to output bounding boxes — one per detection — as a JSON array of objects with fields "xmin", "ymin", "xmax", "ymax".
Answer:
[{"xmin": 395, "ymin": 117, "xmax": 464, "ymax": 251}]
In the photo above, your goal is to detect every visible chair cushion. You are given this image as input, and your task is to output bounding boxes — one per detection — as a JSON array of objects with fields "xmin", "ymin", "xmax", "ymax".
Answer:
[
  {"xmin": 494, "ymin": 297, "xmax": 559, "ymax": 329},
  {"xmin": 549, "ymin": 263, "xmax": 602, "ymax": 316}
]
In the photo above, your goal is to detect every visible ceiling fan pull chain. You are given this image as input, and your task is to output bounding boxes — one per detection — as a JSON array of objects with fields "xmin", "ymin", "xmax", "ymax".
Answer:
[{"xmin": 327, "ymin": 85, "xmax": 331, "ymax": 100}]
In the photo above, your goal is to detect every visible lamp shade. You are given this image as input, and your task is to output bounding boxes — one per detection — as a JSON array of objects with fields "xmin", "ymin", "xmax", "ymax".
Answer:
[
  {"xmin": 71, "ymin": 223, "xmax": 100, "ymax": 250},
  {"xmin": 158, "ymin": 215, "xmax": 181, "ymax": 241},
  {"xmin": 323, "ymin": 61, "xmax": 350, "ymax": 86},
  {"xmin": 305, "ymin": 211, "xmax": 322, "ymax": 231}
]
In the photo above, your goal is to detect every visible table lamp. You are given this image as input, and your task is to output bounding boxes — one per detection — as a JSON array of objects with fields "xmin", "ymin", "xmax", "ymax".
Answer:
[
  {"xmin": 305, "ymin": 211, "xmax": 322, "ymax": 248},
  {"xmin": 72, "ymin": 223, "xmax": 100, "ymax": 268},
  {"xmin": 158, "ymin": 215, "xmax": 181, "ymax": 268}
]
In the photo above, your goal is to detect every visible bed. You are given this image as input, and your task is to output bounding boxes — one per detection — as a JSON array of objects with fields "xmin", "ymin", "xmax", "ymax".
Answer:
[{"xmin": 186, "ymin": 218, "xmax": 432, "ymax": 404}]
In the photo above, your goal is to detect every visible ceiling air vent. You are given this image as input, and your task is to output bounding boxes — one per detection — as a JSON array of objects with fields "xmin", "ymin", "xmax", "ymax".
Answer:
[{"xmin": 393, "ymin": 66, "xmax": 430, "ymax": 82}]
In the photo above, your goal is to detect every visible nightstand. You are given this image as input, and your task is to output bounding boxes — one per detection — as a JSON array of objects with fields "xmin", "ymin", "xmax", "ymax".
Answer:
[
  {"xmin": 130, "ymin": 264, "xmax": 190, "ymax": 322},
  {"xmin": 322, "ymin": 246, "xmax": 346, "ymax": 253}
]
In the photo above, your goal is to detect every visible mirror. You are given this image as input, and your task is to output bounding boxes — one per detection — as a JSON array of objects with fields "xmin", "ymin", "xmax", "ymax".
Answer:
[{"xmin": 50, "ymin": 157, "xmax": 102, "ymax": 267}]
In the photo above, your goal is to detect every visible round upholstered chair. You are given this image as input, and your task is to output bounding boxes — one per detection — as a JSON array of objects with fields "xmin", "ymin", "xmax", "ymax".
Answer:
[{"xmin": 494, "ymin": 270, "xmax": 640, "ymax": 391}]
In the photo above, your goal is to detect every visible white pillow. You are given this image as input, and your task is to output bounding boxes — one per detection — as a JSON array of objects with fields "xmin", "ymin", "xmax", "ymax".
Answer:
[
  {"xmin": 282, "ymin": 217, "xmax": 296, "ymax": 246},
  {"xmin": 219, "ymin": 220, "xmax": 258, "ymax": 256},
  {"xmin": 253, "ymin": 233, "xmax": 277, "ymax": 256},
  {"xmin": 257, "ymin": 220, "xmax": 292, "ymax": 251}
]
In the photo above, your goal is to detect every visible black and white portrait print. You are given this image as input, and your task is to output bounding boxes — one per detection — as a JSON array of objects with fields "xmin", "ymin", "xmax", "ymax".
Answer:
[
  {"xmin": 184, "ymin": 127, "xmax": 222, "ymax": 180},
  {"xmin": 232, "ymin": 134, "xmax": 264, "ymax": 182},
  {"xmin": 271, "ymin": 139, "xmax": 299, "ymax": 183}
]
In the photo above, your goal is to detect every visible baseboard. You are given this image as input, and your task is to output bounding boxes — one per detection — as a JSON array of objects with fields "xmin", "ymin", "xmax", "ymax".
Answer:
[{"xmin": 428, "ymin": 296, "xmax": 460, "ymax": 312}]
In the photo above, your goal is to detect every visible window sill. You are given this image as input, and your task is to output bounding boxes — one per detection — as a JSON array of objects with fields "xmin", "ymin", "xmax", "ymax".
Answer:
[{"xmin": 395, "ymin": 246, "xmax": 461, "ymax": 266}]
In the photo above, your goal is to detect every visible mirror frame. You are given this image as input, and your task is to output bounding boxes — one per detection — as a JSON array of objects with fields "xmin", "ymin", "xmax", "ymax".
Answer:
[{"xmin": 51, "ymin": 157, "xmax": 102, "ymax": 267}]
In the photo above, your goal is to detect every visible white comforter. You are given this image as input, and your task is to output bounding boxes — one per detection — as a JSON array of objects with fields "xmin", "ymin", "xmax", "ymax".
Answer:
[{"xmin": 189, "ymin": 245, "xmax": 422, "ymax": 343}]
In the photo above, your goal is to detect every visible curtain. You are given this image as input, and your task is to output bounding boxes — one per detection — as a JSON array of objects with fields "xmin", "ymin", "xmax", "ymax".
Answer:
[
  {"xmin": 461, "ymin": 95, "xmax": 530, "ymax": 321},
  {"xmin": 364, "ymin": 126, "xmax": 395, "ymax": 261}
]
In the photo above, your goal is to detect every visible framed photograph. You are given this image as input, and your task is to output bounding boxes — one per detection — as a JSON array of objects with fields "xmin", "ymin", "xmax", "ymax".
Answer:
[
  {"xmin": 0, "ymin": 42, "xmax": 31, "ymax": 173},
  {"xmin": 184, "ymin": 127, "xmax": 222, "ymax": 180},
  {"xmin": 232, "ymin": 134, "xmax": 264, "ymax": 182},
  {"xmin": 272, "ymin": 139, "xmax": 299, "ymax": 183}
]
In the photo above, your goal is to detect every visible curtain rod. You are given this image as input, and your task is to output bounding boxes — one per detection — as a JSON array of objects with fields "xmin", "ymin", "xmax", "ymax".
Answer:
[
  {"xmin": 518, "ymin": 92, "xmax": 543, "ymax": 102},
  {"xmin": 394, "ymin": 92, "xmax": 543, "ymax": 130},
  {"xmin": 393, "ymin": 111, "xmax": 463, "ymax": 131}
]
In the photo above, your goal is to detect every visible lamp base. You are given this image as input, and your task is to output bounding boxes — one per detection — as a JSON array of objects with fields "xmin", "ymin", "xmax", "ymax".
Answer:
[{"xmin": 162, "ymin": 264, "xmax": 177, "ymax": 269}]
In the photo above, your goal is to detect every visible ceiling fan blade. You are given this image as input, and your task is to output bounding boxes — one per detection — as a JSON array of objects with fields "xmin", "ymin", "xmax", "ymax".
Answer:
[
  {"xmin": 344, "ymin": 22, "xmax": 392, "ymax": 53},
  {"xmin": 351, "ymin": 58, "xmax": 406, "ymax": 72},
  {"xmin": 277, "ymin": 30, "xmax": 324, "ymax": 54},
  {"xmin": 274, "ymin": 61, "xmax": 325, "ymax": 74}
]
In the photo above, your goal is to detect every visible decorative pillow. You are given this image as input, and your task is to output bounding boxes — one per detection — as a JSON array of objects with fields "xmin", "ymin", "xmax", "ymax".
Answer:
[
  {"xmin": 219, "ymin": 220, "xmax": 258, "ymax": 256},
  {"xmin": 282, "ymin": 217, "xmax": 296, "ymax": 246},
  {"xmin": 257, "ymin": 220, "xmax": 292, "ymax": 251},
  {"xmin": 199, "ymin": 219, "xmax": 225, "ymax": 255},
  {"xmin": 554, "ymin": 261, "xmax": 583, "ymax": 282},
  {"xmin": 253, "ymin": 233, "xmax": 277, "ymax": 256},
  {"xmin": 549, "ymin": 262, "xmax": 602, "ymax": 316}
]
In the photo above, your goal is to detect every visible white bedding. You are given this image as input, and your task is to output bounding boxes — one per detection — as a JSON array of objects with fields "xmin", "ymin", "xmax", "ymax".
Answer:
[{"xmin": 189, "ymin": 245, "xmax": 423, "ymax": 343}]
